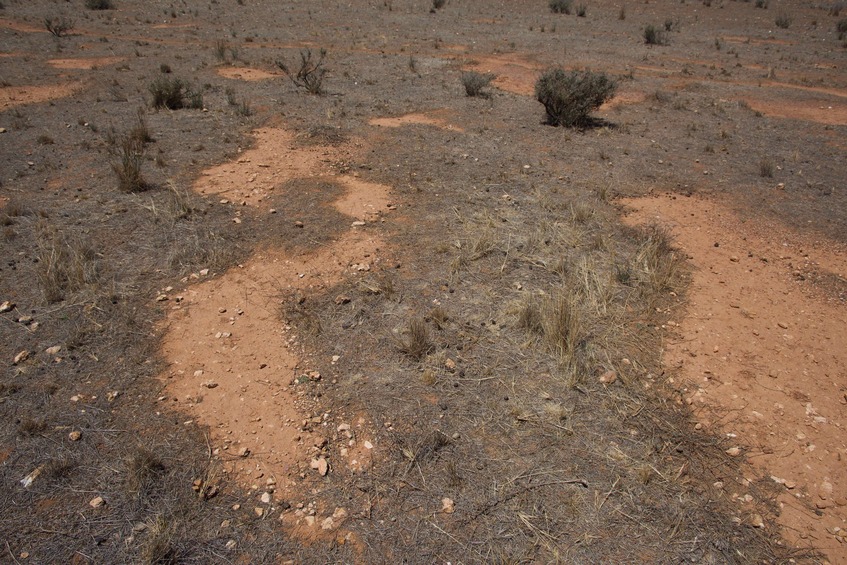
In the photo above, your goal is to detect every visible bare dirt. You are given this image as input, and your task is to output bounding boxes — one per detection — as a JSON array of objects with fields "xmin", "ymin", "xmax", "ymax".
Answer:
[
  {"xmin": 623, "ymin": 192, "xmax": 847, "ymax": 559},
  {"xmin": 2, "ymin": 0, "xmax": 846, "ymax": 562}
]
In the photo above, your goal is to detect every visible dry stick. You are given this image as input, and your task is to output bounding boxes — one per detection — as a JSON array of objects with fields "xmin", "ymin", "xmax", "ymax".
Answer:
[
  {"xmin": 5, "ymin": 542, "xmax": 21, "ymax": 565},
  {"xmin": 596, "ymin": 476, "xmax": 620, "ymax": 512}
]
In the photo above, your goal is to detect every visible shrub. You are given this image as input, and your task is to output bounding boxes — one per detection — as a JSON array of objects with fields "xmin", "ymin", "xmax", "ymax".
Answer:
[
  {"xmin": 85, "ymin": 0, "xmax": 114, "ymax": 9},
  {"xmin": 755, "ymin": 0, "xmax": 768, "ymax": 8},
  {"xmin": 838, "ymin": 18, "xmax": 847, "ymax": 39},
  {"xmin": 432, "ymin": 0, "xmax": 447, "ymax": 9},
  {"xmin": 775, "ymin": 14, "xmax": 791, "ymax": 28},
  {"xmin": 534, "ymin": 68, "xmax": 616, "ymax": 127},
  {"xmin": 112, "ymin": 136, "xmax": 148, "ymax": 192},
  {"xmin": 44, "ymin": 17, "xmax": 74, "ymax": 37},
  {"xmin": 576, "ymin": 4, "xmax": 587, "ymax": 16},
  {"xmin": 550, "ymin": 0, "xmax": 572, "ymax": 14},
  {"xmin": 461, "ymin": 71, "xmax": 495, "ymax": 97},
  {"xmin": 759, "ymin": 157, "xmax": 774, "ymax": 178},
  {"xmin": 276, "ymin": 49, "xmax": 328, "ymax": 95},
  {"xmin": 148, "ymin": 76, "xmax": 202, "ymax": 109},
  {"xmin": 644, "ymin": 24, "xmax": 668, "ymax": 45}
]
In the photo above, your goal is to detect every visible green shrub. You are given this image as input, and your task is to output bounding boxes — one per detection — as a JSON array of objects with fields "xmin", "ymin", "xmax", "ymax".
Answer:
[
  {"xmin": 534, "ymin": 68, "xmax": 616, "ymax": 128},
  {"xmin": 85, "ymin": 0, "xmax": 114, "ymax": 9},
  {"xmin": 461, "ymin": 71, "xmax": 495, "ymax": 97},
  {"xmin": 549, "ymin": 0, "xmax": 572, "ymax": 14}
]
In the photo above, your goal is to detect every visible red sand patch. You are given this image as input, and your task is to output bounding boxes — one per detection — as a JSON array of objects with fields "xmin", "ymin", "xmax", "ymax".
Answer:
[
  {"xmin": 193, "ymin": 126, "xmax": 326, "ymax": 207},
  {"xmin": 741, "ymin": 97, "xmax": 847, "ymax": 126},
  {"xmin": 0, "ymin": 83, "xmax": 83, "ymax": 111},
  {"xmin": 369, "ymin": 111, "xmax": 463, "ymax": 132},
  {"xmin": 602, "ymin": 89, "xmax": 647, "ymax": 109},
  {"xmin": 47, "ymin": 57, "xmax": 125, "ymax": 70},
  {"xmin": 216, "ymin": 67, "xmax": 280, "ymax": 81},
  {"xmin": 622, "ymin": 193, "xmax": 847, "ymax": 563},
  {"xmin": 164, "ymin": 124, "xmax": 392, "ymax": 538},
  {"xmin": 0, "ymin": 18, "xmax": 46, "ymax": 34}
]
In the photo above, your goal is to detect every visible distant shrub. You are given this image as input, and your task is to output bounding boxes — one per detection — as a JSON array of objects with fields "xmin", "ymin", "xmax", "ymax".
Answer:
[
  {"xmin": 838, "ymin": 18, "xmax": 847, "ymax": 39},
  {"xmin": 461, "ymin": 71, "xmax": 495, "ymax": 98},
  {"xmin": 576, "ymin": 3, "xmax": 587, "ymax": 16},
  {"xmin": 112, "ymin": 136, "xmax": 148, "ymax": 193},
  {"xmin": 535, "ymin": 68, "xmax": 616, "ymax": 128},
  {"xmin": 759, "ymin": 157, "xmax": 774, "ymax": 178},
  {"xmin": 549, "ymin": 0, "xmax": 572, "ymax": 14},
  {"xmin": 276, "ymin": 49, "xmax": 328, "ymax": 95},
  {"xmin": 85, "ymin": 0, "xmax": 114, "ymax": 9},
  {"xmin": 431, "ymin": 0, "xmax": 447, "ymax": 10},
  {"xmin": 755, "ymin": 0, "xmax": 768, "ymax": 8},
  {"xmin": 775, "ymin": 13, "xmax": 791, "ymax": 28},
  {"xmin": 644, "ymin": 24, "xmax": 668, "ymax": 45},
  {"xmin": 44, "ymin": 17, "xmax": 74, "ymax": 37},
  {"xmin": 148, "ymin": 76, "xmax": 202, "ymax": 110}
]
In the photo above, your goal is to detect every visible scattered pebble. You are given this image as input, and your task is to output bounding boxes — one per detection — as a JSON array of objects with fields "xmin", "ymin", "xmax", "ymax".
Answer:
[
  {"xmin": 89, "ymin": 496, "xmax": 105, "ymax": 508},
  {"xmin": 68, "ymin": 431, "xmax": 82, "ymax": 441}
]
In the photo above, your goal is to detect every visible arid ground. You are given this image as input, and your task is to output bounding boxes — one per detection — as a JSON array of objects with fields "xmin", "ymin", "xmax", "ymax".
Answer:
[{"xmin": 1, "ymin": 0, "xmax": 846, "ymax": 563}]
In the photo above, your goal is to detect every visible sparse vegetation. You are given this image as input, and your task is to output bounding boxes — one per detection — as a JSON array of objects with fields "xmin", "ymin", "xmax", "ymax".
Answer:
[
  {"xmin": 431, "ymin": 0, "xmax": 447, "ymax": 10},
  {"xmin": 35, "ymin": 222, "xmax": 100, "ymax": 303},
  {"xmin": 85, "ymin": 0, "xmax": 114, "ymax": 9},
  {"xmin": 44, "ymin": 17, "xmax": 74, "ymax": 37},
  {"xmin": 148, "ymin": 76, "xmax": 202, "ymax": 110},
  {"xmin": 759, "ymin": 157, "xmax": 775, "ymax": 178},
  {"xmin": 276, "ymin": 48, "xmax": 328, "ymax": 95},
  {"xmin": 400, "ymin": 318, "xmax": 433, "ymax": 360},
  {"xmin": 838, "ymin": 18, "xmax": 847, "ymax": 39},
  {"xmin": 535, "ymin": 68, "xmax": 617, "ymax": 127},
  {"xmin": 644, "ymin": 24, "xmax": 669, "ymax": 45},
  {"xmin": 775, "ymin": 13, "xmax": 791, "ymax": 28},
  {"xmin": 461, "ymin": 71, "xmax": 495, "ymax": 97},
  {"xmin": 755, "ymin": 0, "xmax": 768, "ymax": 8},
  {"xmin": 111, "ymin": 136, "xmax": 148, "ymax": 192},
  {"xmin": 550, "ymin": 0, "xmax": 572, "ymax": 14},
  {"xmin": 576, "ymin": 4, "xmax": 587, "ymax": 17}
]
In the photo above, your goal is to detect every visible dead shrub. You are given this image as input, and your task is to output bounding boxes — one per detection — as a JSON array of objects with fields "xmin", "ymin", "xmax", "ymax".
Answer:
[
  {"xmin": 276, "ymin": 49, "xmax": 328, "ymax": 95},
  {"xmin": 44, "ymin": 17, "xmax": 74, "ymax": 37},
  {"xmin": 634, "ymin": 224, "xmax": 683, "ymax": 299},
  {"xmin": 541, "ymin": 290, "xmax": 585, "ymax": 363}
]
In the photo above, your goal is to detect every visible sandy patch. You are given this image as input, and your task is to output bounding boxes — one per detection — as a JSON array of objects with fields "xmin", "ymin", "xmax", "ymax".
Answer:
[
  {"xmin": 0, "ymin": 18, "xmax": 46, "ymax": 34},
  {"xmin": 217, "ymin": 66, "xmax": 280, "ymax": 81},
  {"xmin": 602, "ymin": 89, "xmax": 647, "ymax": 109},
  {"xmin": 0, "ymin": 82, "xmax": 83, "ymax": 110},
  {"xmin": 47, "ymin": 57, "xmax": 125, "ymax": 70},
  {"xmin": 741, "ymin": 97, "xmax": 847, "ymax": 126},
  {"xmin": 163, "ymin": 124, "xmax": 393, "ymax": 537},
  {"xmin": 463, "ymin": 53, "xmax": 541, "ymax": 96},
  {"xmin": 193, "ymin": 127, "xmax": 326, "ymax": 207},
  {"xmin": 369, "ymin": 111, "xmax": 463, "ymax": 132},
  {"xmin": 622, "ymin": 193, "xmax": 847, "ymax": 562}
]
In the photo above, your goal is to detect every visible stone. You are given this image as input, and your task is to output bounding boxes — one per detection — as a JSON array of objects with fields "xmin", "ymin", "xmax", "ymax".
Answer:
[
  {"xmin": 0, "ymin": 300, "xmax": 14, "ymax": 313},
  {"xmin": 45, "ymin": 345, "xmax": 62, "ymax": 356},
  {"xmin": 777, "ymin": 322, "xmax": 788, "ymax": 329},
  {"xmin": 304, "ymin": 515, "xmax": 317, "ymax": 527},
  {"xmin": 321, "ymin": 517, "xmax": 335, "ymax": 530},
  {"xmin": 364, "ymin": 441, "xmax": 373, "ymax": 450},
  {"xmin": 725, "ymin": 447, "xmax": 741, "ymax": 457},
  {"xmin": 750, "ymin": 514, "xmax": 765, "ymax": 528},
  {"xmin": 69, "ymin": 431, "xmax": 82, "ymax": 441},
  {"xmin": 239, "ymin": 447, "xmax": 251, "ymax": 457},
  {"xmin": 254, "ymin": 507, "xmax": 264, "ymax": 517},
  {"xmin": 260, "ymin": 492, "xmax": 271, "ymax": 504},
  {"xmin": 310, "ymin": 457, "xmax": 329, "ymax": 476},
  {"xmin": 335, "ymin": 295, "xmax": 351, "ymax": 305},
  {"xmin": 599, "ymin": 370, "xmax": 617, "ymax": 384},
  {"xmin": 225, "ymin": 540, "xmax": 237, "ymax": 550},
  {"xmin": 12, "ymin": 350, "xmax": 29, "ymax": 365},
  {"xmin": 89, "ymin": 496, "xmax": 105, "ymax": 508},
  {"xmin": 442, "ymin": 497, "xmax": 455, "ymax": 514},
  {"xmin": 202, "ymin": 381, "xmax": 218, "ymax": 389}
]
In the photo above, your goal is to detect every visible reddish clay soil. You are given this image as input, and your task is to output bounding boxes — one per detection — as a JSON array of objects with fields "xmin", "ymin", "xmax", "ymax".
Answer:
[
  {"xmin": 622, "ymin": 193, "xmax": 847, "ymax": 559},
  {"xmin": 161, "ymin": 124, "xmax": 393, "ymax": 535},
  {"xmin": 0, "ymin": 83, "xmax": 83, "ymax": 110}
]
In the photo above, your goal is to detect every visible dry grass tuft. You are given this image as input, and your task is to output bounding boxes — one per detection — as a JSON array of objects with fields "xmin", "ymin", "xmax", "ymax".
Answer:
[
  {"xmin": 400, "ymin": 317, "xmax": 434, "ymax": 360},
  {"xmin": 112, "ymin": 136, "xmax": 148, "ymax": 193},
  {"xmin": 139, "ymin": 515, "xmax": 179, "ymax": 565},
  {"xmin": 35, "ymin": 223, "xmax": 100, "ymax": 304},
  {"xmin": 125, "ymin": 447, "xmax": 165, "ymax": 500}
]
